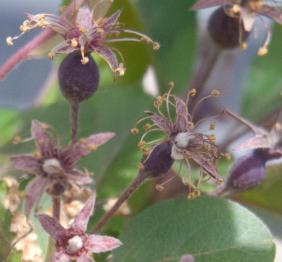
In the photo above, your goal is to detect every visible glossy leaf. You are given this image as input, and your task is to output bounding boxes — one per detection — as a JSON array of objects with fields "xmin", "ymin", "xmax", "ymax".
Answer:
[{"xmin": 113, "ymin": 197, "xmax": 275, "ymax": 262}]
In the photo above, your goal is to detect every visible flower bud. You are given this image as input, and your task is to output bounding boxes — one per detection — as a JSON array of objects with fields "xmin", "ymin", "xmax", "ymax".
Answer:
[
  {"xmin": 226, "ymin": 149, "xmax": 269, "ymax": 191},
  {"xmin": 142, "ymin": 141, "xmax": 174, "ymax": 177},
  {"xmin": 58, "ymin": 51, "xmax": 100, "ymax": 103},
  {"xmin": 208, "ymin": 7, "xmax": 249, "ymax": 49}
]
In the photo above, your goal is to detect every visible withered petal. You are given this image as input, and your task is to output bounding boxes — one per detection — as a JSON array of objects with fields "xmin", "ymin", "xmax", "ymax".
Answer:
[
  {"xmin": 85, "ymin": 234, "xmax": 122, "ymax": 253},
  {"xmin": 72, "ymin": 193, "xmax": 96, "ymax": 232}
]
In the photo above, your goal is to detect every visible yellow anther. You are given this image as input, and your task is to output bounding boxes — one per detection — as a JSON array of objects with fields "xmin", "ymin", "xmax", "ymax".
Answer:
[
  {"xmin": 79, "ymin": 27, "xmax": 87, "ymax": 33},
  {"xmin": 240, "ymin": 42, "xmax": 248, "ymax": 51},
  {"xmin": 208, "ymin": 134, "xmax": 217, "ymax": 143},
  {"xmin": 6, "ymin": 37, "xmax": 14, "ymax": 46},
  {"xmin": 33, "ymin": 151, "xmax": 41, "ymax": 159},
  {"xmin": 274, "ymin": 122, "xmax": 282, "ymax": 131},
  {"xmin": 138, "ymin": 141, "xmax": 145, "ymax": 149},
  {"xmin": 155, "ymin": 184, "xmax": 165, "ymax": 192},
  {"xmin": 187, "ymin": 121, "xmax": 194, "ymax": 129},
  {"xmin": 153, "ymin": 41, "xmax": 160, "ymax": 50},
  {"xmin": 188, "ymin": 88, "xmax": 197, "ymax": 97},
  {"xmin": 216, "ymin": 178, "xmax": 224, "ymax": 185},
  {"xmin": 143, "ymin": 147, "xmax": 151, "ymax": 155},
  {"xmin": 87, "ymin": 144, "xmax": 98, "ymax": 151},
  {"xmin": 131, "ymin": 128, "xmax": 139, "ymax": 135},
  {"xmin": 13, "ymin": 136, "xmax": 22, "ymax": 144},
  {"xmin": 154, "ymin": 96, "xmax": 163, "ymax": 107},
  {"xmin": 48, "ymin": 52, "xmax": 55, "ymax": 60},
  {"xmin": 211, "ymin": 89, "xmax": 220, "ymax": 97},
  {"xmin": 209, "ymin": 122, "xmax": 216, "ymax": 130},
  {"xmin": 71, "ymin": 38, "xmax": 78, "ymax": 48},
  {"xmin": 81, "ymin": 56, "xmax": 89, "ymax": 64},
  {"xmin": 143, "ymin": 124, "xmax": 152, "ymax": 132},
  {"xmin": 115, "ymin": 63, "xmax": 126, "ymax": 76},
  {"xmin": 223, "ymin": 152, "xmax": 232, "ymax": 161},
  {"xmin": 96, "ymin": 28, "xmax": 105, "ymax": 34},
  {"xmin": 257, "ymin": 47, "xmax": 268, "ymax": 56}
]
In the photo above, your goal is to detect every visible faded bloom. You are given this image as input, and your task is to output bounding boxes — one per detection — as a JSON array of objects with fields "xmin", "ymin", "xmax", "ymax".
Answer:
[
  {"xmin": 133, "ymin": 85, "xmax": 223, "ymax": 198},
  {"xmin": 223, "ymin": 110, "xmax": 282, "ymax": 192},
  {"xmin": 2, "ymin": 176, "xmax": 21, "ymax": 214},
  {"xmin": 11, "ymin": 120, "xmax": 115, "ymax": 216},
  {"xmin": 7, "ymin": 1, "xmax": 159, "ymax": 75},
  {"xmin": 37, "ymin": 193, "xmax": 122, "ymax": 262},
  {"xmin": 192, "ymin": 0, "xmax": 282, "ymax": 55}
]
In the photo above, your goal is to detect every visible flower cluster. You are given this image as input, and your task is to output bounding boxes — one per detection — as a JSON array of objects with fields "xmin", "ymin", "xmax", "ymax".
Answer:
[
  {"xmin": 133, "ymin": 85, "xmax": 223, "ymax": 198},
  {"xmin": 11, "ymin": 120, "xmax": 115, "ymax": 216},
  {"xmin": 7, "ymin": 2, "xmax": 159, "ymax": 75}
]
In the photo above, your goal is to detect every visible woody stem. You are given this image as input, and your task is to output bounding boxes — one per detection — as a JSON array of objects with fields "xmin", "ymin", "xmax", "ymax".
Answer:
[
  {"xmin": 92, "ymin": 172, "xmax": 149, "ymax": 233},
  {"xmin": 52, "ymin": 196, "xmax": 61, "ymax": 221},
  {"xmin": 70, "ymin": 101, "xmax": 80, "ymax": 144},
  {"xmin": 0, "ymin": 29, "xmax": 54, "ymax": 80}
]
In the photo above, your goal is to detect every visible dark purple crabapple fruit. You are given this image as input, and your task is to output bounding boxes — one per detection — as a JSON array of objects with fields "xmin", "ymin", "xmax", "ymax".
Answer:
[
  {"xmin": 58, "ymin": 51, "xmax": 100, "ymax": 103},
  {"xmin": 142, "ymin": 141, "xmax": 174, "ymax": 177},
  {"xmin": 208, "ymin": 7, "xmax": 249, "ymax": 49},
  {"xmin": 226, "ymin": 149, "xmax": 270, "ymax": 191}
]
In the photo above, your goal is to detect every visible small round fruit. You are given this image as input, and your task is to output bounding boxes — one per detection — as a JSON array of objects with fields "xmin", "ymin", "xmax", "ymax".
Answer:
[{"xmin": 58, "ymin": 51, "xmax": 100, "ymax": 103}]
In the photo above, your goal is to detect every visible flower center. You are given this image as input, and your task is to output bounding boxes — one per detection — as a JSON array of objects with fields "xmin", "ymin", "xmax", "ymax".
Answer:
[
  {"xmin": 66, "ymin": 235, "xmax": 84, "ymax": 254},
  {"xmin": 42, "ymin": 158, "xmax": 62, "ymax": 175},
  {"xmin": 174, "ymin": 132, "xmax": 191, "ymax": 149}
]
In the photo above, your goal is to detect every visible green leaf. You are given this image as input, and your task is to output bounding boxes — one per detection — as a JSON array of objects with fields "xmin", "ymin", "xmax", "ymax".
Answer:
[{"xmin": 113, "ymin": 197, "xmax": 275, "ymax": 262}]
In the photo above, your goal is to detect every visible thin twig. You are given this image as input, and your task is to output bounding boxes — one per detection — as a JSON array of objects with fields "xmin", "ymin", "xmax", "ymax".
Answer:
[
  {"xmin": 70, "ymin": 102, "xmax": 80, "ymax": 144},
  {"xmin": 92, "ymin": 172, "xmax": 149, "ymax": 233}
]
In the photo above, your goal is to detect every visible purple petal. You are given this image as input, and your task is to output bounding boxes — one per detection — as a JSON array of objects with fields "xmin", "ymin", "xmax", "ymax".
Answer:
[
  {"xmin": 256, "ymin": 6, "xmax": 282, "ymax": 24},
  {"xmin": 85, "ymin": 234, "xmax": 122, "ymax": 253},
  {"xmin": 179, "ymin": 254, "xmax": 195, "ymax": 262},
  {"xmin": 11, "ymin": 155, "xmax": 41, "ymax": 175},
  {"xmin": 66, "ymin": 170, "xmax": 93, "ymax": 185},
  {"xmin": 93, "ymin": 46, "xmax": 120, "ymax": 73},
  {"xmin": 147, "ymin": 112, "xmax": 173, "ymax": 134},
  {"xmin": 72, "ymin": 193, "xmax": 96, "ymax": 231},
  {"xmin": 76, "ymin": 6, "xmax": 93, "ymax": 30},
  {"xmin": 77, "ymin": 256, "xmax": 95, "ymax": 262},
  {"xmin": 191, "ymin": 153, "xmax": 222, "ymax": 182},
  {"xmin": 31, "ymin": 120, "xmax": 57, "ymax": 158},
  {"xmin": 50, "ymin": 250, "xmax": 70, "ymax": 262},
  {"xmin": 25, "ymin": 176, "xmax": 48, "ymax": 216},
  {"xmin": 191, "ymin": 0, "xmax": 227, "ymax": 10},
  {"xmin": 175, "ymin": 97, "xmax": 189, "ymax": 132},
  {"xmin": 103, "ymin": 10, "xmax": 121, "ymax": 28},
  {"xmin": 37, "ymin": 214, "xmax": 66, "ymax": 241}
]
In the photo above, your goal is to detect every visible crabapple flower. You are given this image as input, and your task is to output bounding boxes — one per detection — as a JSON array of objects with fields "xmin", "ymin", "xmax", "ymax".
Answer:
[
  {"xmin": 37, "ymin": 193, "xmax": 122, "ymax": 262},
  {"xmin": 11, "ymin": 120, "xmax": 115, "ymax": 216},
  {"xmin": 7, "ymin": 2, "xmax": 159, "ymax": 75},
  {"xmin": 192, "ymin": 0, "xmax": 282, "ymax": 54},
  {"xmin": 132, "ymin": 85, "xmax": 223, "ymax": 197}
]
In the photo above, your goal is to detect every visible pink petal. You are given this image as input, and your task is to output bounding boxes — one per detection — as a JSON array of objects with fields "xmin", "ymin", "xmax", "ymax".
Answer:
[
  {"xmin": 31, "ymin": 120, "xmax": 57, "ymax": 158},
  {"xmin": 37, "ymin": 214, "xmax": 66, "ymax": 242},
  {"xmin": 50, "ymin": 250, "xmax": 70, "ymax": 262},
  {"xmin": 72, "ymin": 193, "xmax": 96, "ymax": 231},
  {"xmin": 86, "ymin": 234, "xmax": 122, "ymax": 253},
  {"xmin": 175, "ymin": 97, "xmax": 189, "ymax": 132},
  {"xmin": 234, "ymin": 135, "xmax": 272, "ymax": 151},
  {"xmin": 191, "ymin": 0, "xmax": 227, "ymax": 10},
  {"xmin": 66, "ymin": 170, "xmax": 93, "ymax": 185},
  {"xmin": 147, "ymin": 112, "xmax": 173, "ymax": 134},
  {"xmin": 76, "ymin": 5, "xmax": 93, "ymax": 30},
  {"xmin": 256, "ymin": 5, "xmax": 282, "ymax": 24},
  {"xmin": 11, "ymin": 155, "xmax": 41, "ymax": 175},
  {"xmin": 77, "ymin": 256, "xmax": 95, "ymax": 262},
  {"xmin": 25, "ymin": 176, "xmax": 48, "ymax": 216}
]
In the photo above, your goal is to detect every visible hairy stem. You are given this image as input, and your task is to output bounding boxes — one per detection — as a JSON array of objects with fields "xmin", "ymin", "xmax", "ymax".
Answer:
[
  {"xmin": 93, "ymin": 172, "xmax": 149, "ymax": 233},
  {"xmin": 52, "ymin": 197, "xmax": 61, "ymax": 221},
  {"xmin": 70, "ymin": 102, "xmax": 80, "ymax": 144},
  {"xmin": 0, "ymin": 30, "xmax": 54, "ymax": 80}
]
